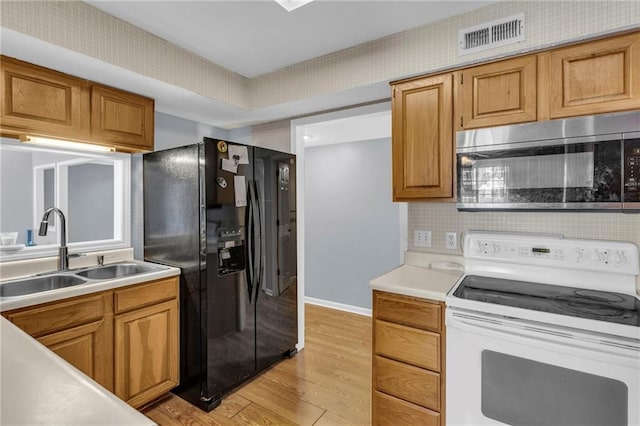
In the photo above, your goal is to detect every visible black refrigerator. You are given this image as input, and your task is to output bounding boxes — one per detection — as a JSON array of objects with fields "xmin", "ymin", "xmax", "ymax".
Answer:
[{"xmin": 143, "ymin": 138, "xmax": 297, "ymax": 411}]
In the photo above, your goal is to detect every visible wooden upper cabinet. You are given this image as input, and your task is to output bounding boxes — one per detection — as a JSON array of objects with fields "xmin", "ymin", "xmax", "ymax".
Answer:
[
  {"xmin": 543, "ymin": 32, "xmax": 640, "ymax": 118},
  {"xmin": 0, "ymin": 56, "xmax": 154, "ymax": 152},
  {"xmin": 91, "ymin": 84, "xmax": 154, "ymax": 152},
  {"xmin": 0, "ymin": 56, "xmax": 90, "ymax": 139},
  {"xmin": 460, "ymin": 55, "xmax": 537, "ymax": 129},
  {"xmin": 392, "ymin": 73, "xmax": 453, "ymax": 201}
]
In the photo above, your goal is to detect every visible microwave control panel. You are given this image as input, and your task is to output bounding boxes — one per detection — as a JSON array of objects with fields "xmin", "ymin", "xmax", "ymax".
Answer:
[{"xmin": 624, "ymin": 138, "xmax": 640, "ymax": 202}]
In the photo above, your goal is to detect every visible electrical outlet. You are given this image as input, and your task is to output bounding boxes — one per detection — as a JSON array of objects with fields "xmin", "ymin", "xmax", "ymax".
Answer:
[
  {"xmin": 414, "ymin": 230, "xmax": 432, "ymax": 248},
  {"xmin": 446, "ymin": 232, "xmax": 457, "ymax": 250}
]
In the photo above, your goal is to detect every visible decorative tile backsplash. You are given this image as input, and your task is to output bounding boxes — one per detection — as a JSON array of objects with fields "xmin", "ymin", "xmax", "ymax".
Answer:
[{"xmin": 408, "ymin": 203, "xmax": 640, "ymax": 255}]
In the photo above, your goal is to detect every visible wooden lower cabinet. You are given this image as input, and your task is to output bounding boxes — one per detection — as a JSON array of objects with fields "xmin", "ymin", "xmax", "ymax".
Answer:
[
  {"xmin": 38, "ymin": 319, "xmax": 113, "ymax": 391},
  {"xmin": 372, "ymin": 291, "xmax": 446, "ymax": 425},
  {"xmin": 2, "ymin": 275, "xmax": 179, "ymax": 408},
  {"xmin": 114, "ymin": 299, "xmax": 179, "ymax": 407}
]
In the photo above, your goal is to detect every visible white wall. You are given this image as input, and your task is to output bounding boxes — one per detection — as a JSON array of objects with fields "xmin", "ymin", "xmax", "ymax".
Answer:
[{"xmin": 305, "ymin": 138, "xmax": 401, "ymax": 310}]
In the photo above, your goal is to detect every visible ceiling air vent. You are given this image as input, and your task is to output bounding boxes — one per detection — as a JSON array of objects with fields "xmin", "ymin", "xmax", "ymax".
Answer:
[{"xmin": 458, "ymin": 13, "xmax": 525, "ymax": 55}]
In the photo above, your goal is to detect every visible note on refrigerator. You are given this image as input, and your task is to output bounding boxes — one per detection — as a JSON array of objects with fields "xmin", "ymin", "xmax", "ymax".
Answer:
[
  {"xmin": 234, "ymin": 175, "xmax": 247, "ymax": 207},
  {"xmin": 221, "ymin": 158, "xmax": 238, "ymax": 174},
  {"xmin": 228, "ymin": 145, "xmax": 249, "ymax": 165}
]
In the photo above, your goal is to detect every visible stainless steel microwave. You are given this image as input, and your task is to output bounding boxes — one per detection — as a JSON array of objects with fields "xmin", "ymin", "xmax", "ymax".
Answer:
[{"xmin": 456, "ymin": 111, "xmax": 640, "ymax": 211}]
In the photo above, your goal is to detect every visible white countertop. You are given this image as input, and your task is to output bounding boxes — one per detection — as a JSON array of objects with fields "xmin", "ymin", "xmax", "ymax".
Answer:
[
  {"xmin": 0, "ymin": 316, "xmax": 156, "ymax": 426},
  {"xmin": 369, "ymin": 252, "xmax": 464, "ymax": 301}
]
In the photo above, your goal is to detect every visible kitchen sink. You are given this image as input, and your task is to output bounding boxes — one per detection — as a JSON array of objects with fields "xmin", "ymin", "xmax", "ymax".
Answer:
[
  {"xmin": 74, "ymin": 263, "xmax": 160, "ymax": 280},
  {"xmin": 0, "ymin": 275, "xmax": 87, "ymax": 298}
]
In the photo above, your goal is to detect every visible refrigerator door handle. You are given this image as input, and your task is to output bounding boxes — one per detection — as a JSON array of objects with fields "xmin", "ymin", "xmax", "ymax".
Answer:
[
  {"xmin": 252, "ymin": 180, "xmax": 263, "ymax": 303},
  {"xmin": 245, "ymin": 181, "xmax": 255, "ymax": 301}
]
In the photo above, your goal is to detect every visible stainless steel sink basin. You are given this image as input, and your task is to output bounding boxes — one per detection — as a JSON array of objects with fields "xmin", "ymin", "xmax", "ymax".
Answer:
[
  {"xmin": 75, "ymin": 263, "xmax": 159, "ymax": 280},
  {"xmin": 0, "ymin": 275, "xmax": 87, "ymax": 298}
]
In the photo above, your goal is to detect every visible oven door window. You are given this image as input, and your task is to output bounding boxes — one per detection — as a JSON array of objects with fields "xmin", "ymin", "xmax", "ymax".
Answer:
[
  {"xmin": 482, "ymin": 350, "xmax": 628, "ymax": 426},
  {"xmin": 458, "ymin": 139, "xmax": 621, "ymax": 204}
]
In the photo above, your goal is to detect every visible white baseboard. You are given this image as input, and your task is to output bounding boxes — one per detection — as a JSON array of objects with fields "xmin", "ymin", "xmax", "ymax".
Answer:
[{"xmin": 304, "ymin": 296, "xmax": 372, "ymax": 317}]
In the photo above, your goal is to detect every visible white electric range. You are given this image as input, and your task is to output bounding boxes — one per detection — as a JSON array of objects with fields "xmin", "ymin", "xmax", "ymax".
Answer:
[{"xmin": 446, "ymin": 231, "xmax": 640, "ymax": 426}]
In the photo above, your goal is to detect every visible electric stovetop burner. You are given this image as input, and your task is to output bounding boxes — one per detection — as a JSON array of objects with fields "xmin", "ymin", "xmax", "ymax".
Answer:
[{"xmin": 453, "ymin": 275, "xmax": 640, "ymax": 327}]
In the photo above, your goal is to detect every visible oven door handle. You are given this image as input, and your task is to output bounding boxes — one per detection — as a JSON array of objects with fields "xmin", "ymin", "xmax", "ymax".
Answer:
[{"xmin": 447, "ymin": 310, "xmax": 640, "ymax": 361}]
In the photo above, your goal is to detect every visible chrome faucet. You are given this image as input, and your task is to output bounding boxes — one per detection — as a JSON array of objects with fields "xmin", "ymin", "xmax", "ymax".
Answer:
[{"xmin": 39, "ymin": 207, "xmax": 69, "ymax": 271}]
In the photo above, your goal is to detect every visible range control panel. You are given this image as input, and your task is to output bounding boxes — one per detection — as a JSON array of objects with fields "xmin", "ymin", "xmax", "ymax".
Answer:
[{"xmin": 466, "ymin": 232, "xmax": 639, "ymax": 275}]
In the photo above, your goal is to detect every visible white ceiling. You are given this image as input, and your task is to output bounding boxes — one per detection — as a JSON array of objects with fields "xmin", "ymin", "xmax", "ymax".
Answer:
[{"xmin": 87, "ymin": 0, "xmax": 490, "ymax": 78}]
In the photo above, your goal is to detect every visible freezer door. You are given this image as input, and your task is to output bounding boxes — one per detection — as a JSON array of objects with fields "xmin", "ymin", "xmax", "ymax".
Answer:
[{"xmin": 253, "ymin": 148, "xmax": 298, "ymax": 370}]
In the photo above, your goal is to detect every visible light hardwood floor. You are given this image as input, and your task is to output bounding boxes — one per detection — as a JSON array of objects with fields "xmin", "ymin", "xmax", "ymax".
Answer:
[{"xmin": 142, "ymin": 304, "xmax": 372, "ymax": 425}]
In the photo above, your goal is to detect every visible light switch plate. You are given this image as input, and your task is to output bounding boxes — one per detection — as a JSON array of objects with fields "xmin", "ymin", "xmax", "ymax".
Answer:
[
  {"xmin": 446, "ymin": 232, "xmax": 457, "ymax": 250},
  {"xmin": 414, "ymin": 230, "xmax": 432, "ymax": 248}
]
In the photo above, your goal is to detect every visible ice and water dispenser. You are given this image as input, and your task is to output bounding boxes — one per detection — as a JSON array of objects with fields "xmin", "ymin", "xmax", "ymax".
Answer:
[{"xmin": 216, "ymin": 227, "xmax": 245, "ymax": 275}]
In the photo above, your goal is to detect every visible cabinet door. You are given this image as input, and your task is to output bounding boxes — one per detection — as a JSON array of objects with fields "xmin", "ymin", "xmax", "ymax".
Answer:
[
  {"xmin": 90, "ymin": 84, "xmax": 154, "ymax": 152},
  {"xmin": 392, "ymin": 74, "xmax": 453, "ymax": 200},
  {"xmin": 545, "ymin": 32, "xmax": 640, "ymax": 118},
  {"xmin": 114, "ymin": 299, "xmax": 179, "ymax": 408},
  {"xmin": 0, "ymin": 56, "xmax": 89, "ymax": 139},
  {"xmin": 461, "ymin": 55, "xmax": 537, "ymax": 129},
  {"xmin": 38, "ymin": 319, "xmax": 113, "ymax": 391}
]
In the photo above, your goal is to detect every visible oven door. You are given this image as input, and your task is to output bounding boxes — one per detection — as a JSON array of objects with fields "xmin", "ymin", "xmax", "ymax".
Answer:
[
  {"xmin": 456, "ymin": 135, "xmax": 622, "ymax": 210},
  {"xmin": 446, "ymin": 308, "xmax": 640, "ymax": 426}
]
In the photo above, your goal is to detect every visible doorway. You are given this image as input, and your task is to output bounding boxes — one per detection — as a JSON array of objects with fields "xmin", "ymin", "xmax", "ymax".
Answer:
[{"xmin": 291, "ymin": 102, "xmax": 407, "ymax": 349}]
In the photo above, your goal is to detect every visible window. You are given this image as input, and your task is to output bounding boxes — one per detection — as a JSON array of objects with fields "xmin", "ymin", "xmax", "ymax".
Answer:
[{"xmin": 0, "ymin": 138, "xmax": 130, "ymax": 260}]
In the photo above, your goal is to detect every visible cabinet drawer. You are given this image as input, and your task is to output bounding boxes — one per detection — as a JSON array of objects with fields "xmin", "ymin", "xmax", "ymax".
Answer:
[
  {"xmin": 374, "ymin": 355, "xmax": 440, "ymax": 411},
  {"xmin": 374, "ymin": 291, "xmax": 441, "ymax": 332},
  {"xmin": 114, "ymin": 277, "xmax": 178, "ymax": 314},
  {"xmin": 5, "ymin": 293, "xmax": 108, "ymax": 337},
  {"xmin": 373, "ymin": 391, "xmax": 440, "ymax": 426},
  {"xmin": 374, "ymin": 320, "xmax": 440, "ymax": 371}
]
